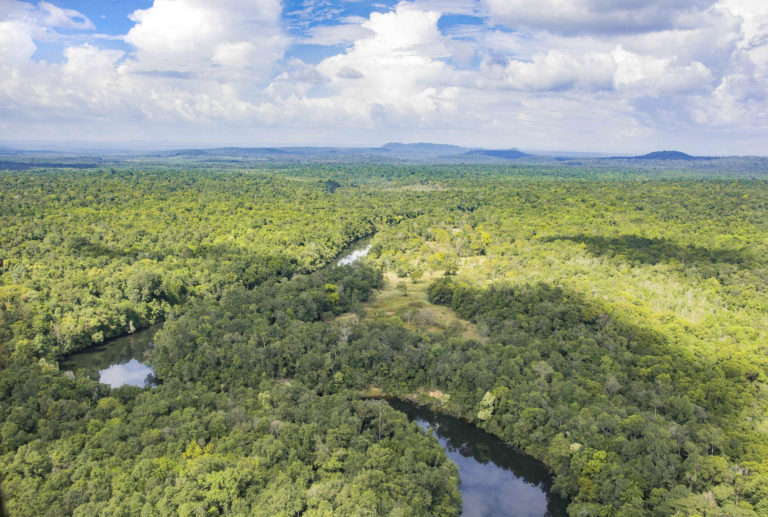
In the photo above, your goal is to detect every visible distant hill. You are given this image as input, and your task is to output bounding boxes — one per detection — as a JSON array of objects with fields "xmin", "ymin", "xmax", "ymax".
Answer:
[
  {"xmin": 627, "ymin": 150, "xmax": 713, "ymax": 161},
  {"xmin": 3, "ymin": 144, "xmax": 766, "ymax": 173},
  {"xmin": 0, "ymin": 160, "xmax": 101, "ymax": 170},
  {"xmin": 157, "ymin": 143, "xmax": 476, "ymax": 161},
  {"xmin": 147, "ymin": 144, "xmax": 542, "ymax": 163},
  {"xmin": 139, "ymin": 143, "xmax": 547, "ymax": 162},
  {"xmin": 165, "ymin": 147, "xmax": 293, "ymax": 158},
  {"xmin": 463, "ymin": 149, "xmax": 531, "ymax": 160},
  {"xmin": 379, "ymin": 142, "xmax": 466, "ymax": 153}
]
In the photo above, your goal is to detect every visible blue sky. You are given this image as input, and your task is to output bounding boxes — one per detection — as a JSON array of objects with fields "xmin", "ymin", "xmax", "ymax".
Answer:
[{"xmin": 1, "ymin": 0, "xmax": 767, "ymax": 154}]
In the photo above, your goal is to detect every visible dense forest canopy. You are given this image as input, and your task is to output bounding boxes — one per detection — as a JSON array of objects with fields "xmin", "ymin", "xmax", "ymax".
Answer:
[{"xmin": 1, "ymin": 163, "xmax": 767, "ymax": 516}]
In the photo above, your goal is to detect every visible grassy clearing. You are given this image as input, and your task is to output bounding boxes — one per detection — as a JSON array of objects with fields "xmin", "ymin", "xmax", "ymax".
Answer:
[{"xmin": 354, "ymin": 271, "xmax": 484, "ymax": 341}]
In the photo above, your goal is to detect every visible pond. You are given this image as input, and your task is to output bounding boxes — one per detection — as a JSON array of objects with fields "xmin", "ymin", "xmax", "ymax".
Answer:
[
  {"xmin": 60, "ymin": 325, "xmax": 159, "ymax": 388},
  {"xmin": 335, "ymin": 236, "xmax": 372, "ymax": 266},
  {"xmin": 387, "ymin": 399, "xmax": 568, "ymax": 517}
]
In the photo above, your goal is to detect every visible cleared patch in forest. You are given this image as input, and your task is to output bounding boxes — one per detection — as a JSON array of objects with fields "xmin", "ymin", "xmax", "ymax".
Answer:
[{"xmin": 358, "ymin": 271, "xmax": 484, "ymax": 341}]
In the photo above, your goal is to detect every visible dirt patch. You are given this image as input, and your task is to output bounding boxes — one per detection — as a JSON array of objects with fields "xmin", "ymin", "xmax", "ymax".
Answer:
[{"xmin": 428, "ymin": 389, "xmax": 445, "ymax": 399}]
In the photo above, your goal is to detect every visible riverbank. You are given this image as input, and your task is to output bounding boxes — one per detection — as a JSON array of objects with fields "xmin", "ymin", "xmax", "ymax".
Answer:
[{"xmin": 387, "ymin": 398, "xmax": 568, "ymax": 517}]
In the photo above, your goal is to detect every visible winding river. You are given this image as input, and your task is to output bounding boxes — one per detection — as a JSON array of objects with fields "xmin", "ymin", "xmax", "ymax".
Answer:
[
  {"xmin": 61, "ymin": 239, "xmax": 374, "ymax": 387},
  {"xmin": 61, "ymin": 237, "xmax": 566, "ymax": 515},
  {"xmin": 388, "ymin": 400, "xmax": 567, "ymax": 517}
]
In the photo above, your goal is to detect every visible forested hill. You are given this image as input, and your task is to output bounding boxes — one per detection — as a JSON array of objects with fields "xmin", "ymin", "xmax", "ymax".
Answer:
[
  {"xmin": 631, "ymin": 150, "xmax": 708, "ymax": 160},
  {"xmin": 0, "ymin": 145, "xmax": 766, "ymax": 172},
  {"xmin": 1, "ymin": 163, "xmax": 768, "ymax": 516},
  {"xmin": 599, "ymin": 150, "xmax": 709, "ymax": 161}
]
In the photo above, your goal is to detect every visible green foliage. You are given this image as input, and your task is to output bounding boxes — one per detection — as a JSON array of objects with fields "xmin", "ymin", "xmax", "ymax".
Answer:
[
  {"xmin": 0, "ymin": 168, "xmax": 400, "ymax": 357},
  {"xmin": 0, "ymin": 361, "xmax": 459, "ymax": 516},
  {"xmin": 3, "ymin": 164, "xmax": 768, "ymax": 516}
]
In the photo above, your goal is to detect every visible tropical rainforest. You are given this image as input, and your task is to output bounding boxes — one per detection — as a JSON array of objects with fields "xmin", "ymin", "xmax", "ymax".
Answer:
[{"xmin": 1, "ymin": 163, "xmax": 767, "ymax": 516}]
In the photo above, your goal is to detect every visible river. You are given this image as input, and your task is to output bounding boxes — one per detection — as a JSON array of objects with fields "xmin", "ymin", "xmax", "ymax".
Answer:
[
  {"xmin": 60, "ymin": 237, "xmax": 566, "ymax": 515},
  {"xmin": 388, "ymin": 400, "xmax": 568, "ymax": 517},
  {"xmin": 60, "ymin": 325, "xmax": 158, "ymax": 388},
  {"xmin": 335, "ymin": 236, "xmax": 372, "ymax": 266},
  {"xmin": 61, "ymin": 238, "xmax": 374, "ymax": 388}
]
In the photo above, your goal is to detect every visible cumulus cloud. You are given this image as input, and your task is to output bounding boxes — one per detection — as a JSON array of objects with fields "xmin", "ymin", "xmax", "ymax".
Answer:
[
  {"xmin": 0, "ymin": 0, "xmax": 93, "ymax": 62},
  {"xmin": 482, "ymin": 47, "xmax": 714, "ymax": 96},
  {"xmin": 482, "ymin": 50, "xmax": 615, "ymax": 92},
  {"xmin": 0, "ymin": 20, "xmax": 37, "ymax": 65},
  {"xmin": 310, "ymin": 4, "xmax": 461, "ymax": 125},
  {"xmin": 718, "ymin": 0, "xmax": 768, "ymax": 73},
  {"xmin": 478, "ymin": 0, "xmax": 768, "ymax": 141},
  {"xmin": 265, "ymin": 58, "xmax": 327, "ymax": 100},
  {"xmin": 336, "ymin": 66, "xmax": 364, "ymax": 79},
  {"xmin": 0, "ymin": 0, "xmax": 289, "ymax": 126},
  {"xmin": 0, "ymin": 0, "xmax": 767, "ymax": 153},
  {"xmin": 124, "ymin": 0, "xmax": 286, "ymax": 78}
]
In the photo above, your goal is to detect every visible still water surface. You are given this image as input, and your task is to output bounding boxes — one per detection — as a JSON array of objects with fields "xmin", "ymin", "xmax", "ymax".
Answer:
[
  {"xmin": 61, "ymin": 326, "xmax": 158, "ymax": 388},
  {"xmin": 336, "ymin": 237, "xmax": 372, "ymax": 266},
  {"xmin": 388, "ymin": 400, "xmax": 568, "ymax": 517}
]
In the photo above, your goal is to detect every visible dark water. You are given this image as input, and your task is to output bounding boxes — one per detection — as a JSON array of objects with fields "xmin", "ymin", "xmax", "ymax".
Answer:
[
  {"xmin": 61, "ymin": 326, "xmax": 159, "ymax": 388},
  {"xmin": 388, "ymin": 400, "xmax": 568, "ymax": 517}
]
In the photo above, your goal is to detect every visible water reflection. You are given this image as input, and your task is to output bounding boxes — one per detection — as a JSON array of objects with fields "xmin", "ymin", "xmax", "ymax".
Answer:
[
  {"xmin": 336, "ymin": 239, "xmax": 372, "ymax": 266},
  {"xmin": 98, "ymin": 359, "xmax": 154, "ymax": 388},
  {"xmin": 61, "ymin": 326, "xmax": 158, "ymax": 388},
  {"xmin": 388, "ymin": 400, "xmax": 567, "ymax": 517}
]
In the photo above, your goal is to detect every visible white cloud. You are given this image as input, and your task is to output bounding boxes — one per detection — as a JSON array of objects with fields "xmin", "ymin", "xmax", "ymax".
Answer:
[
  {"xmin": 479, "ymin": 44, "xmax": 713, "ymax": 96},
  {"xmin": 485, "ymin": 0, "xmax": 718, "ymax": 35},
  {"xmin": 38, "ymin": 1, "xmax": 94, "ymax": 30},
  {"xmin": 0, "ymin": 0, "xmax": 766, "ymax": 154},
  {"xmin": 717, "ymin": 0, "xmax": 768, "ymax": 73},
  {"xmin": 124, "ymin": 0, "xmax": 286, "ymax": 78},
  {"xmin": 309, "ymin": 4, "xmax": 460, "ymax": 125},
  {"xmin": 611, "ymin": 47, "xmax": 714, "ymax": 95},
  {"xmin": 483, "ymin": 50, "xmax": 616, "ymax": 91},
  {"xmin": 719, "ymin": 0, "xmax": 768, "ymax": 45},
  {"xmin": 301, "ymin": 18, "xmax": 374, "ymax": 46},
  {"xmin": 265, "ymin": 58, "xmax": 326, "ymax": 100},
  {"xmin": 212, "ymin": 41, "xmax": 258, "ymax": 67},
  {"xmin": 477, "ymin": 0, "xmax": 768, "ymax": 144},
  {"xmin": 0, "ymin": 20, "xmax": 37, "ymax": 65},
  {"xmin": 337, "ymin": 66, "xmax": 364, "ymax": 79},
  {"xmin": 0, "ymin": 0, "xmax": 293, "ymax": 126},
  {"xmin": 0, "ymin": 0, "xmax": 95, "ymax": 49}
]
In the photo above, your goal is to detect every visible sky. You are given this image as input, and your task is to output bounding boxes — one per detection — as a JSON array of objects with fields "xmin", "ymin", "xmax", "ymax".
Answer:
[{"xmin": 0, "ymin": 0, "xmax": 767, "ymax": 154}]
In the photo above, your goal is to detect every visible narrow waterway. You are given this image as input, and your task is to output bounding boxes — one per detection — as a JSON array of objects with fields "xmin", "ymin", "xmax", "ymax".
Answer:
[
  {"xmin": 61, "ymin": 238, "xmax": 373, "ymax": 388},
  {"xmin": 60, "ymin": 325, "xmax": 158, "ymax": 388},
  {"xmin": 335, "ymin": 236, "xmax": 372, "ymax": 266},
  {"xmin": 60, "ymin": 238, "xmax": 566, "ymax": 514},
  {"xmin": 388, "ymin": 400, "xmax": 568, "ymax": 517}
]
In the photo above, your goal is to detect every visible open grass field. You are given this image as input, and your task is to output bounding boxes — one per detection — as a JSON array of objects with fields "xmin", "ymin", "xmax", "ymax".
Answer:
[{"xmin": 343, "ymin": 270, "xmax": 484, "ymax": 341}]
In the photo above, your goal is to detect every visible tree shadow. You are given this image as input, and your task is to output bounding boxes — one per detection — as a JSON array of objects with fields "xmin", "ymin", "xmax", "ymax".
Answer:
[
  {"xmin": 426, "ymin": 277, "xmax": 762, "ymax": 419},
  {"xmin": 418, "ymin": 277, "xmax": 765, "ymax": 508},
  {"xmin": 543, "ymin": 234, "xmax": 754, "ymax": 268}
]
